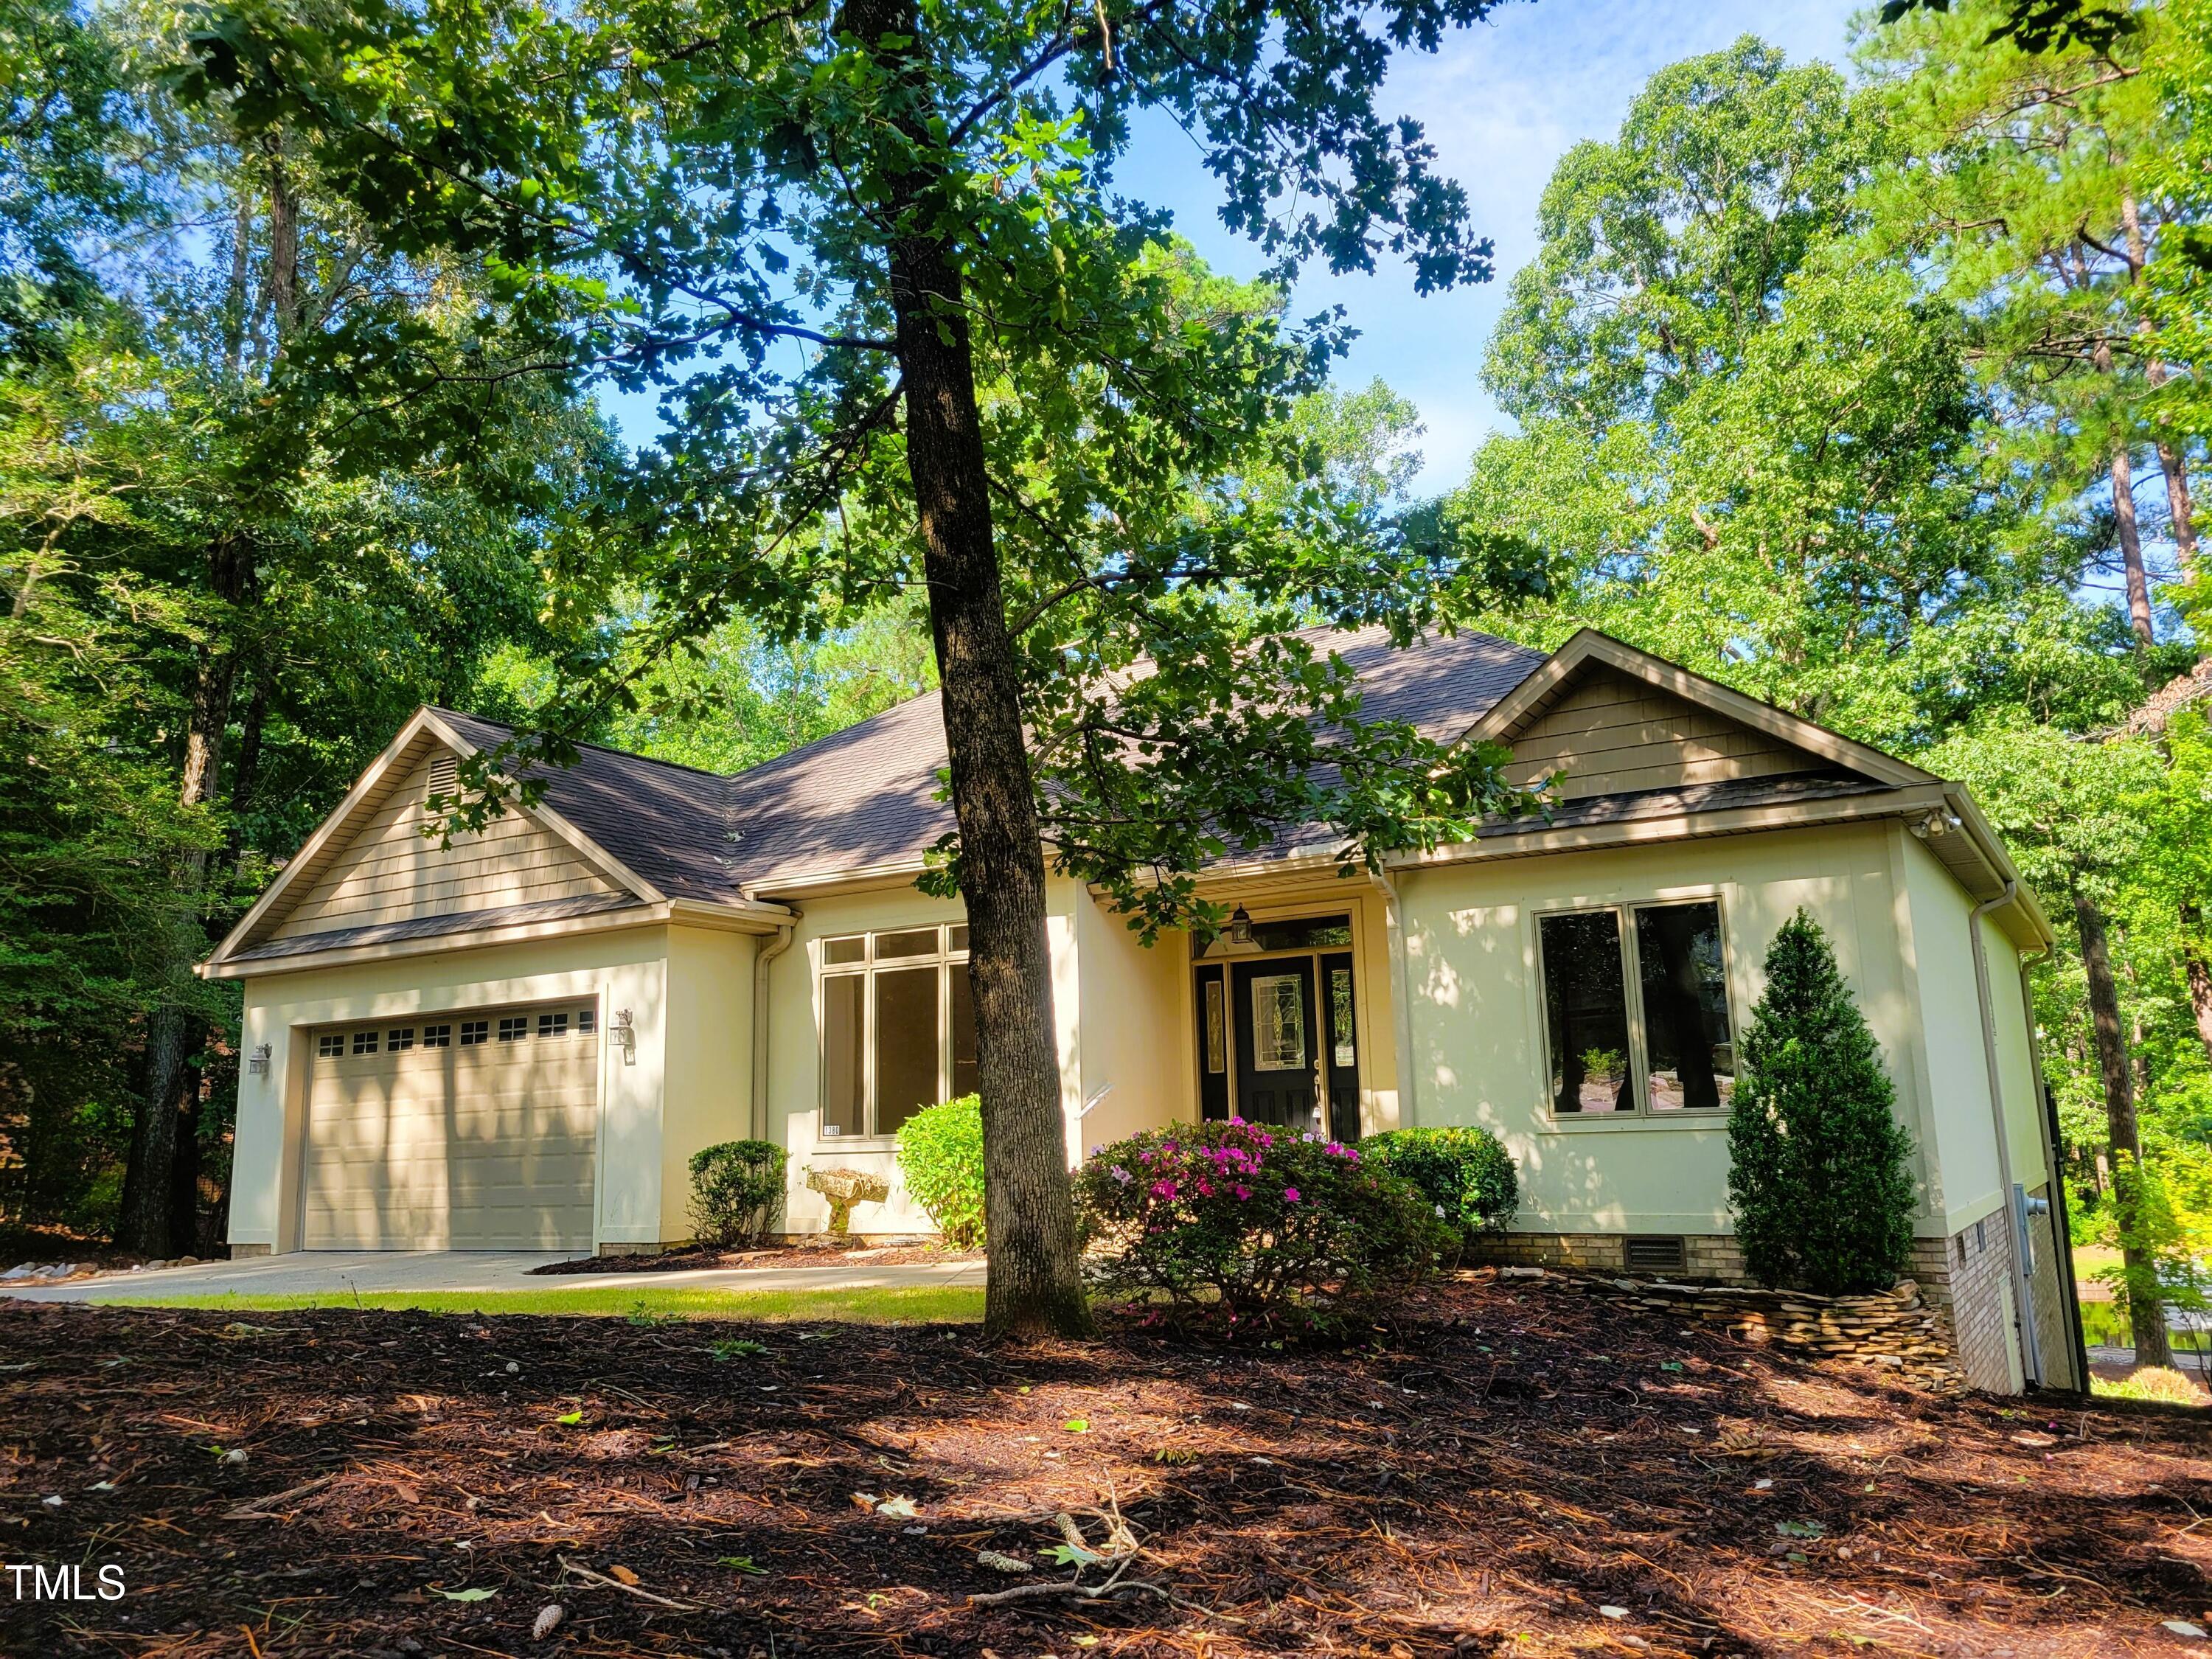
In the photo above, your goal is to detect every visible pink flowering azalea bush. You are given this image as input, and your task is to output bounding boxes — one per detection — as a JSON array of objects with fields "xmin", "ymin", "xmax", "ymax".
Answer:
[{"xmin": 1074, "ymin": 1119, "xmax": 1451, "ymax": 1334}]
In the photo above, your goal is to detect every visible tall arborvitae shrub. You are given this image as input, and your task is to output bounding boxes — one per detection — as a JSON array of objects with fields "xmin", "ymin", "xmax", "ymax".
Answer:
[{"xmin": 1727, "ymin": 910, "xmax": 1917, "ymax": 1295}]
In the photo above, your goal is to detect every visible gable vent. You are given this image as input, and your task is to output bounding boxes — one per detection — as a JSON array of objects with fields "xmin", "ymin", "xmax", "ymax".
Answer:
[
  {"xmin": 425, "ymin": 753, "xmax": 459, "ymax": 804},
  {"xmin": 1624, "ymin": 1234, "xmax": 1687, "ymax": 1276}
]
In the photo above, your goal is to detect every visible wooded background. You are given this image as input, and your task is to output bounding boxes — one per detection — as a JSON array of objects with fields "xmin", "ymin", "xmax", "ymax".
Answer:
[{"xmin": 2, "ymin": 0, "xmax": 2206, "ymax": 1340}]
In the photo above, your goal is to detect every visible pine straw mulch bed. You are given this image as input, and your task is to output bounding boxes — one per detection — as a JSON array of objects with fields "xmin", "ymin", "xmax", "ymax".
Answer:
[{"xmin": 3, "ymin": 1274, "xmax": 2209, "ymax": 1658}]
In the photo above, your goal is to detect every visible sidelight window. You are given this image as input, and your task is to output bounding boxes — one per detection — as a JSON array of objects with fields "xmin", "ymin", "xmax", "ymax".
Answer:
[
  {"xmin": 819, "ymin": 924, "xmax": 979, "ymax": 1139},
  {"xmin": 1539, "ymin": 899, "xmax": 1735, "ymax": 1116}
]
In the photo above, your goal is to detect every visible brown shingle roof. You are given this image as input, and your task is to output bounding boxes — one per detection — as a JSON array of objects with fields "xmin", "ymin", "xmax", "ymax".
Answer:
[{"xmin": 437, "ymin": 627, "xmax": 1557, "ymax": 899}]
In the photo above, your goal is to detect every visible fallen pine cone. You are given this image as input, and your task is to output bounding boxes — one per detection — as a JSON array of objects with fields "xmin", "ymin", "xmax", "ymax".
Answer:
[
  {"xmin": 532, "ymin": 1604, "xmax": 564, "ymax": 1641},
  {"xmin": 976, "ymin": 1549, "xmax": 1031, "ymax": 1575}
]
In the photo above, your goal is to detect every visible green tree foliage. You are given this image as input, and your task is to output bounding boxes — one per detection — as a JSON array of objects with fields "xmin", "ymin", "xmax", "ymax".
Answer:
[
  {"xmin": 1728, "ymin": 911, "xmax": 1918, "ymax": 1296},
  {"xmin": 1486, "ymin": 38, "xmax": 1875, "ymax": 434},
  {"xmin": 1860, "ymin": 0, "xmax": 2190, "ymax": 650},
  {"xmin": 198, "ymin": 0, "xmax": 1544, "ymax": 1333},
  {"xmin": 0, "ymin": 0, "xmax": 616, "ymax": 1249},
  {"xmin": 1453, "ymin": 35, "xmax": 2142, "ymax": 751}
]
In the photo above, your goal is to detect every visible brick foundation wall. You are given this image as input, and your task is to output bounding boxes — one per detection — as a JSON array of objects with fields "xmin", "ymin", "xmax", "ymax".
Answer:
[
  {"xmin": 1467, "ymin": 1232, "xmax": 1755, "ymax": 1284},
  {"xmin": 1916, "ymin": 1209, "xmax": 2017, "ymax": 1392}
]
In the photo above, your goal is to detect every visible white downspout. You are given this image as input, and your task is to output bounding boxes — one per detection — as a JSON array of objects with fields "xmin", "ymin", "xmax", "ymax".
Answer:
[
  {"xmin": 1967, "ymin": 880, "xmax": 2042, "ymax": 1387},
  {"xmin": 751, "ymin": 913, "xmax": 799, "ymax": 1142},
  {"xmin": 1371, "ymin": 868, "xmax": 1420, "ymax": 1130}
]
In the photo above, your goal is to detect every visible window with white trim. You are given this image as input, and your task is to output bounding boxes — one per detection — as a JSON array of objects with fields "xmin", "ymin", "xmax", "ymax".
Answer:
[
  {"xmin": 819, "ymin": 924, "xmax": 977, "ymax": 1138},
  {"xmin": 1538, "ymin": 899, "xmax": 1736, "ymax": 1116}
]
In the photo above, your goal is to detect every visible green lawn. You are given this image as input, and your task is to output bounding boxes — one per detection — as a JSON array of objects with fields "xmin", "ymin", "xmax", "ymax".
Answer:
[{"xmin": 87, "ymin": 1282, "xmax": 984, "ymax": 1324}]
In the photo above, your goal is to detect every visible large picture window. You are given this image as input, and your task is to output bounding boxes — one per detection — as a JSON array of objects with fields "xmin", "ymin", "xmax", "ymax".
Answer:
[
  {"xmin": 819, "ymin": 924, "xmax": 978, "ymax": 1138},
  {"xmin": 1539, "ymin": 900, "xmax": 1735, "ymax": 1116}
]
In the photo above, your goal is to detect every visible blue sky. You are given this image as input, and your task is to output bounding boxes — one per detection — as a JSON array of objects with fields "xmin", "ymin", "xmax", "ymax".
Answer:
[{"xmin": 1103, "ymin": 0, "xmax": 1862, "ymax": 493}]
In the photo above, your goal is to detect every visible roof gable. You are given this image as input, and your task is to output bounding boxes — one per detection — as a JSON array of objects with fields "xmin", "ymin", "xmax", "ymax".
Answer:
[
  {"xmin": 1470, "ymin": 630, "xmax": 1933, "ymax": 796},
  {"xmin": 212, "ymin": 711, "xmax": 657, "ymax": 964},
  {"xmin": 262, "ymin": 748, "xmax": 627, "ymax": 943}
]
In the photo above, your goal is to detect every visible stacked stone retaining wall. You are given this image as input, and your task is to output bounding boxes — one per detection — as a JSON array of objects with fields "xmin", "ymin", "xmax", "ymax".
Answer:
[{"xmin": 1554, "ymin": 1271, "xmax": 1967, "ymax": 1394}]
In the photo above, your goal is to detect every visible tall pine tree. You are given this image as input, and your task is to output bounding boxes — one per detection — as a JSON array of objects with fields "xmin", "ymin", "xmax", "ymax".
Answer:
[{"xmin": 1728, "ymin": 910, "xmax": 1918, "ymax": 1295}]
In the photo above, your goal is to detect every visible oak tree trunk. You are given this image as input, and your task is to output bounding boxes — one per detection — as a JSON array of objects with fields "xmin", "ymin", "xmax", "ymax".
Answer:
[
  {"xmin": 2074, "ymin": 889, "xmax": 2171, "ymax": 1366},
  {"xmin": 846, "ymin": 0, "xmax": 1088, "ymax": 1338}
]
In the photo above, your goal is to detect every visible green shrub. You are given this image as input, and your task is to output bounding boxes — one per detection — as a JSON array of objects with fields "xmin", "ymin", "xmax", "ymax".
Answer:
[
  {"xmin": 1727, "ymin": 909, "xmax": 1916, "ymax": 1295},
  {"xmin": 1074, "ymin": 1119, "xmax": 1450, "ymax": 1335},
  {"xmin": 688, "ymin": 1139, "xmax": 787, "ymax": 1247},
  {"xmin": 1362, "ymin": 1126, "xmax": 1518, "ymax": 1245},
  {"xmin": 895, "ymin": 1095, "xmax": 987, "ymax": 1249}
]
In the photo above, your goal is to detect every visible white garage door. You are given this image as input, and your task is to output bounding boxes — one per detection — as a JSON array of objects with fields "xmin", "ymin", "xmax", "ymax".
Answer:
[{"xmin": 301, "ymin": 1001, "xmax": 600, "ymax": 1250}]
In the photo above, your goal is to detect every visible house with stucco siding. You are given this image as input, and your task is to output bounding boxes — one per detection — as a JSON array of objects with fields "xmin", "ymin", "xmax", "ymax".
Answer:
[{"xmin": 202, "ymin": 627, "xmax": 2084, "ymax": 1393}]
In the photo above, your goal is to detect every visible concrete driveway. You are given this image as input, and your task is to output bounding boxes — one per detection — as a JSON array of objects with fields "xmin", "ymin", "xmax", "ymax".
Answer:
[{"xmin": 3, "ymin": 1248, "xmax": 986, "ymax": 1304}]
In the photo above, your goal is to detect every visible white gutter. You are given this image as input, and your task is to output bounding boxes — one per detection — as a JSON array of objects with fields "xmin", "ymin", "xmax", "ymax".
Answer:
[
  {"xmin": 1966, "ymin": 880, "xmax": 2042, "ymax": 1387},
  {"xmin": 750, "ymin": 911, "xmax": 799, "ymax": 1142},
  {"xmin": 1370, "ymin": 868, "xmax": 1420, "ymax": 1130}
]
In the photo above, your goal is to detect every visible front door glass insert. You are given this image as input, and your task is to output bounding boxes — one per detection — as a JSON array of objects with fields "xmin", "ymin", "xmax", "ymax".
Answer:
[{"xmin": 1251, "ymin": 973, "xmax": 1308, "ymax": 1071}]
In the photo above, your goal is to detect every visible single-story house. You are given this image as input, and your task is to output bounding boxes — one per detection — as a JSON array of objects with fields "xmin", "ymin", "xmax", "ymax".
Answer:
[{"xmin": 203, "ymin": 627, "xmax": 2084, "ymax": 1392}]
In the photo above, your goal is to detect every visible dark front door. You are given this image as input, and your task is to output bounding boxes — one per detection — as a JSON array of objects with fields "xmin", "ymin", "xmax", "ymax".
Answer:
[{"xmin": 1231, "ymin": 958, "xmax": 1321, "ymax": 1131}]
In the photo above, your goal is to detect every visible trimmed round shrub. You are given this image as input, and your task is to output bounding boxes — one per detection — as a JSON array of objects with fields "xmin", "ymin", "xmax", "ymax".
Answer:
[
  {"xmin": 1362, "ymin": 1126, "xmax": 1519, "ymax": 1245},
  {"xmin": 895, "ymin": 1095, "xmax": 987, "ymax": 1249},
  {"xmin": 689, "ymin": 1139, "xmax": 787, "ymax": 1247},
  {"xmin": 1074, "ymin": 1119, "xmax": 1451, "ymax": 1335}
]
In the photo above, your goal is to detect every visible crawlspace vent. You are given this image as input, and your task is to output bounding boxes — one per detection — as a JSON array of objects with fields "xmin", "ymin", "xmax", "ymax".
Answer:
[{"xmin": 1624, "ymin": 1234, "xmax": 1688, "ymax": 1275}]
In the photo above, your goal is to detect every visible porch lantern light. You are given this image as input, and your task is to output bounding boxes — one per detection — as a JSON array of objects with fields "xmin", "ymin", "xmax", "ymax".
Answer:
[
  {"xmin": 246, "ymin": 1043, "xmax": 271, "ymax": 1077},
  {"xmin": 1228, "ymin": 904, "xmax": 1253, "ymax": 947}
]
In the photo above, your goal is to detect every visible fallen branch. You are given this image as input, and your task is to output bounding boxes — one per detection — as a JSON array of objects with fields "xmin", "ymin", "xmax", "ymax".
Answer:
[
  {"xmin": 557, "ymin": 1555, "xmax": 700, "ymax": 1612},
  {"xmin": 966, "ymin": 1579, "xmax": 1245, "ymax": 1622},
  {"xmin": 223, "ymin": 1472, "xmax": 341, "ymax": 1521}
]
